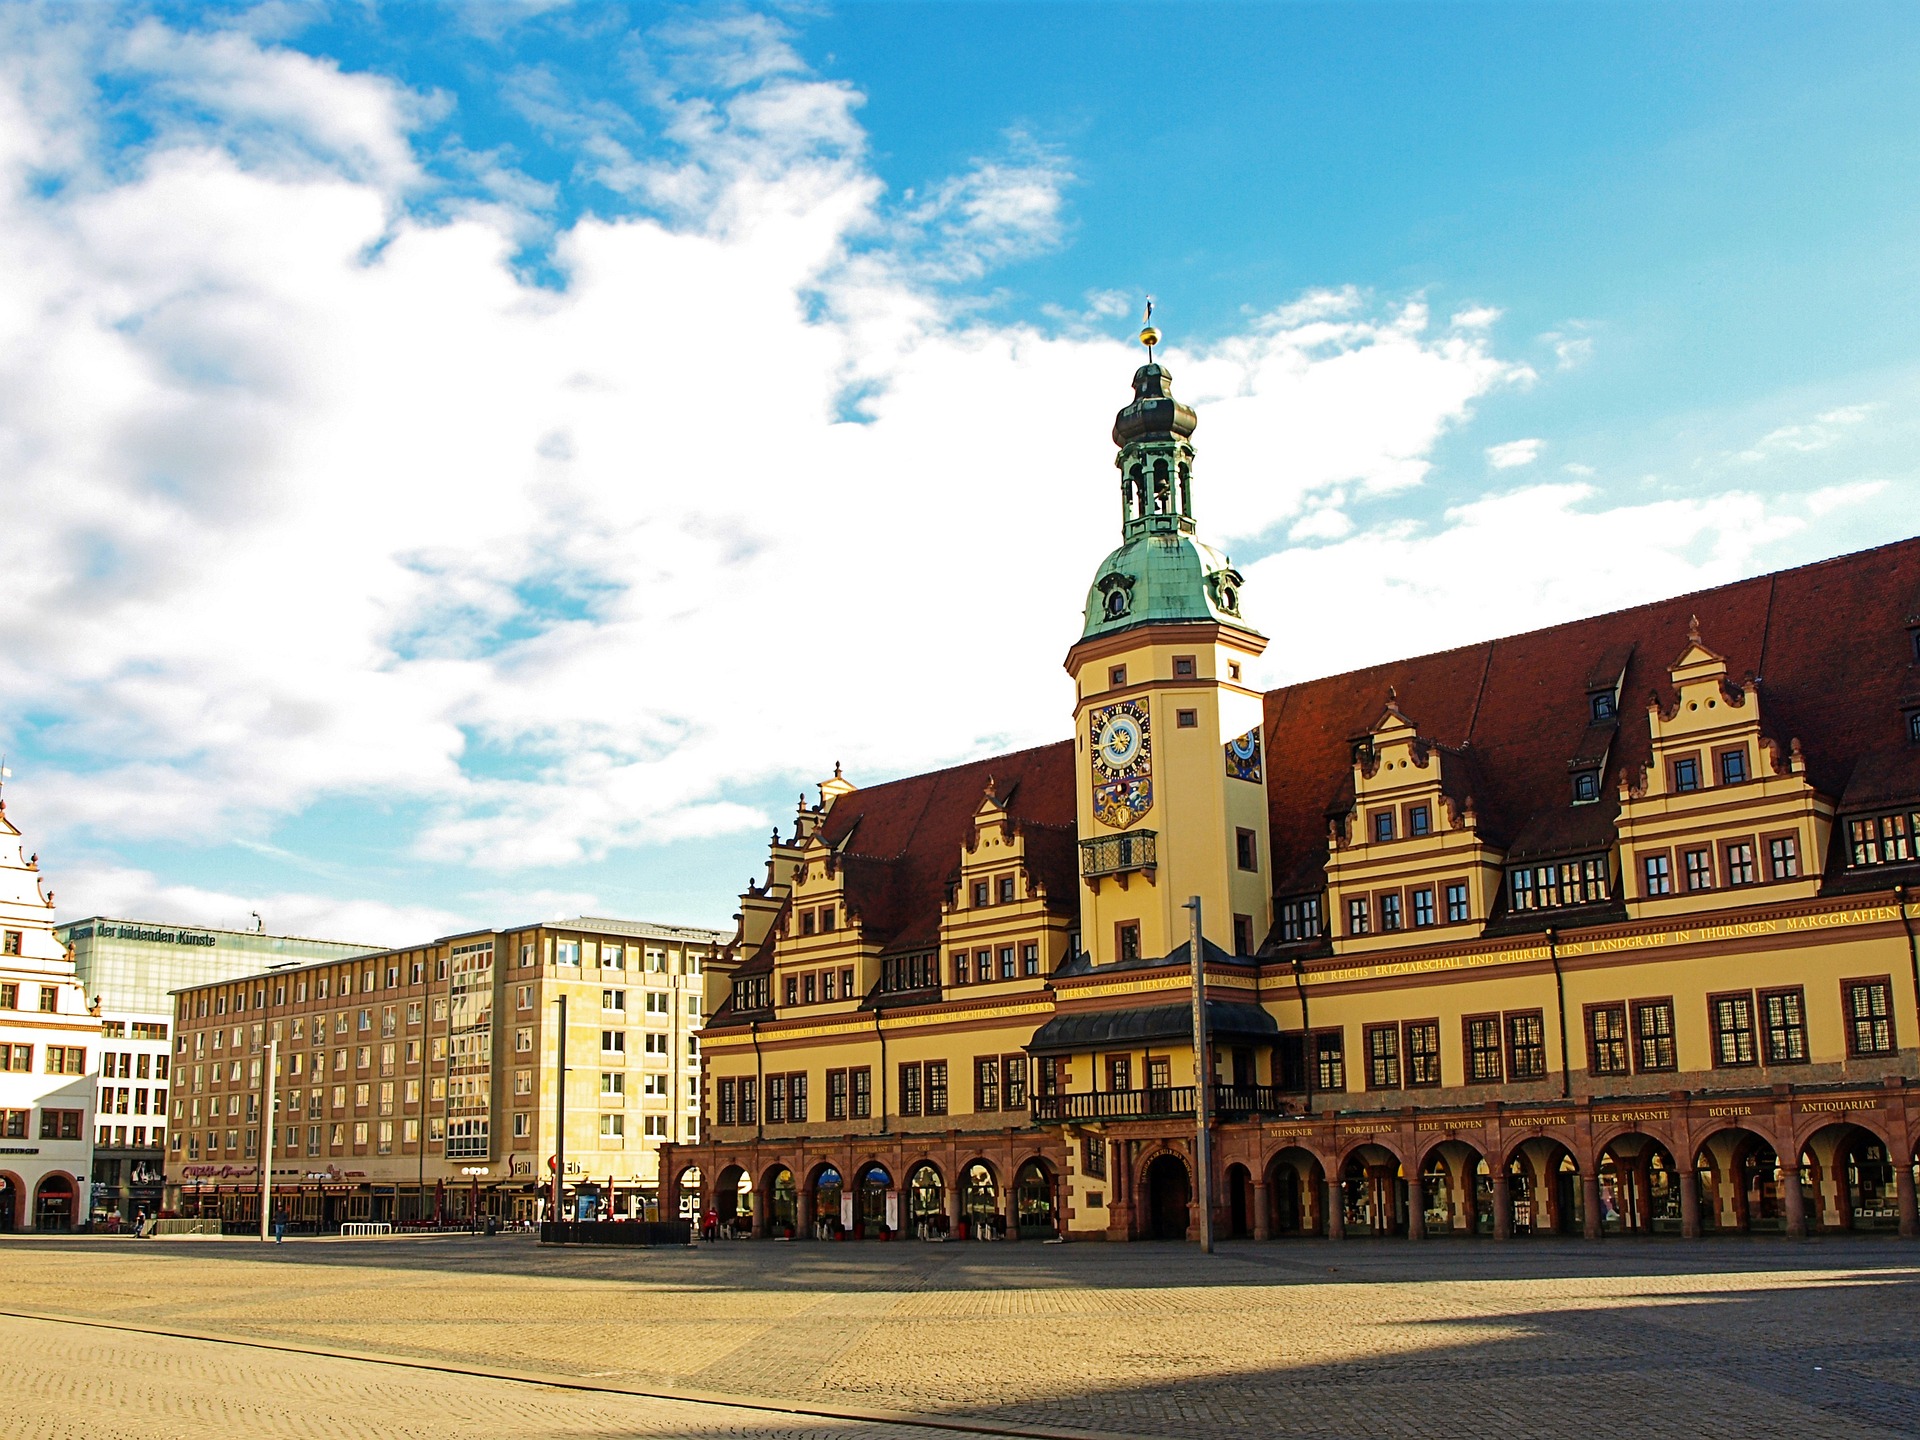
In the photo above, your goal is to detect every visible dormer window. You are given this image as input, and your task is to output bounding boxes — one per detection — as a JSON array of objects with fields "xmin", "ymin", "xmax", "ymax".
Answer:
[
  {"xmin": 1372, "ymin": 811, "xmax": 1395, "ymax": 843},
  {"xmin": 1591, "ymin": 692, "xmax": 1617, "ymax": 722},
  {"xmin": 1672, "ymin": 756, "xmax": 1701, "ymax": 792},
  {"xmin": 1408, "ymin": 805, "xmax": 1431, "ymax": 836},
  {"xmin": 971, "ymin": 880, "xmax": 990, "ymax": 908},
  {"xmin": 800, "ymin": 910, "xmax": 816, "ymax": 937},
  {"xmin": 818, "ymin": 906, "xmax": 836, "ymax": 932},
  {"xmin": 1718, "ymin": 748, "xmax": 1747, "ymax": 785},
  {"xmin": 1509, "ymin": 856, "xmax": 1610, "ymax": 911},
  {"xmin": 1572, "ymin": 770, "xmax": 1601, "ymax": 803}
]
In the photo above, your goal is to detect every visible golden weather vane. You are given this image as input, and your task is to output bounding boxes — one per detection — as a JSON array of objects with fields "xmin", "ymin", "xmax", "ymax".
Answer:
[{"xmin": 1139, "ymin": 297, "xmax": 1160, "ymax": 362}]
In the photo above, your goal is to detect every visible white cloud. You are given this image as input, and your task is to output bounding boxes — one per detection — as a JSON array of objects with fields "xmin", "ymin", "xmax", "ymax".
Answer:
[
  {"xmin": 1486, "ymin": 438, "xmax": 1544, "ymax": 470},
  {"xmin": 1735, "ymin": 402, "xmax": 1876, "ymax": 462},
  {"xmin": 53, "ymin": 862, "xmax": 456, "ymax": 947},
  {"xmin": 1240, "ymin": 481, "xmax": 1879, "ymax": 687},
  {"xmin": 1540, "ymin": 324, "xmax": 1594, "ymax": 371}
]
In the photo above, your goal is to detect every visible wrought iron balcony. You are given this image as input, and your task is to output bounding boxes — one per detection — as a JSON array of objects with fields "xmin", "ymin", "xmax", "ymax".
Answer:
[
  {"xmin": 1031, "ymin": 1084, "xmax": 1294, "ymax": 1124},
  {"xmin": 1079, "ymin": 829, "xmax": 1157, "ymax": 879}
]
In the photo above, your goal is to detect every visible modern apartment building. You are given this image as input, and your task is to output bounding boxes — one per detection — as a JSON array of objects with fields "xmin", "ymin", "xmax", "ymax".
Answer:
[
  {"xmin": 59, "ymin": 917, "xmax": 380, "ymax": 1221},
  {"xmin": 168, "ymin": 916, "xmax": 728, "ymax": 1227}
]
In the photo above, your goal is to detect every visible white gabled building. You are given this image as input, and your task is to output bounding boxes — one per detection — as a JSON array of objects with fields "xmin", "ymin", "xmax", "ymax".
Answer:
[{"xmin": 0, "ymin": 798, "xmax": 99, "ymax": 1230}]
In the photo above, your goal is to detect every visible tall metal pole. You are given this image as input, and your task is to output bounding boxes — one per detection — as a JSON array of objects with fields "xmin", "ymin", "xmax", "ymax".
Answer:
[
  {"xmin": 1186, "ymin": 896, "xmax": 1212, "ymax": 1253},
  {"xmin": 552, "ymin": 992, "xmax": 567, "ymax": 1226},
  {"xmin": 259, "ymin": 1037, "xmax": 278, "ymax": 1242}
]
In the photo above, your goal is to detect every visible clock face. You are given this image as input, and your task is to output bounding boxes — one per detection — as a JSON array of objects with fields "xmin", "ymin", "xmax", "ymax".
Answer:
[{"xmin": 1096, "ymin": 712, "xmax": 1144, "ymax": 770}]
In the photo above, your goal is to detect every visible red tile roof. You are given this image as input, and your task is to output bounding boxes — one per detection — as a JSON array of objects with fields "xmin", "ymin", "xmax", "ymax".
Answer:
[{"xmin": 1263, "ymin": 533, "xmax": 1920, "ymax": 895}]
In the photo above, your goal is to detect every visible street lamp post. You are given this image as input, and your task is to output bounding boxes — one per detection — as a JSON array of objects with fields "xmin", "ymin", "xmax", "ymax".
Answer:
[
  {"xmin": 1186, "ymin": 896, "xmax": 1212, "ymax": 1253},
  {"xmin": 551, "ymin": 993, "xmax": 567, "ymax": 1226}
]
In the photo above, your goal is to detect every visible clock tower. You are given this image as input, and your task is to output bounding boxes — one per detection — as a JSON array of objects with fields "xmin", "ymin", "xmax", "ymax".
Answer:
[{"xmin": 1066, "ymin": 338, "xmax": 1270, "ymax": 966}]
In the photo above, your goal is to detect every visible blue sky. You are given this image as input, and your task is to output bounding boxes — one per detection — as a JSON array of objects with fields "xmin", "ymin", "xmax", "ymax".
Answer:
[{"xmin": 1, "ymin": 2, "xmax": 1916, "ymax": 943}]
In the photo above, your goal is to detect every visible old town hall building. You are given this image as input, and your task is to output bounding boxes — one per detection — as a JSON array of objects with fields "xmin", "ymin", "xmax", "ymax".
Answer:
[{"xmin": 664, "ymin": 344, "xmax": 1920, "ymax": 1245}]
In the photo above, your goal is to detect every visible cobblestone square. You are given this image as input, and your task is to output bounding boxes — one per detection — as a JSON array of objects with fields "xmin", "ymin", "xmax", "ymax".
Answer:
[{"xmin": 5, "ymin": 1234, "xmax": 1919, "ymax": 1439}]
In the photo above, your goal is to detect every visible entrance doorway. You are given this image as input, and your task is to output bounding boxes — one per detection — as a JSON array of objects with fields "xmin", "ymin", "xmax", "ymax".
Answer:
[
  {"xmin": 1145, "ymin": 1153, "xmax": 1190, "ymax": 1240},
  {"xmin": 34, "ymin": 1174, "xmax": 75, "ymax": 1232}
]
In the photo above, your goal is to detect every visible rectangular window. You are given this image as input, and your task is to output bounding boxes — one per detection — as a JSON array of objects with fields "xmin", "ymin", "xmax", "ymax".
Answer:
[
  {"xmin": 1506, "ymin": 1011, "xmax": 1547, "ymax": 1080},
  {"xmin": 600, "ymin": 1071, "xmax": 624, "ymax": 1095},
  {"xmin": 784, "ymin": 976, "xmax": 798, "ymax": 1005},
  {"xmin": 1445, "ymin": 883, "xmax": 1469, "ymax": 923},
  {"xmin": 826, "ymin": 1068, "xmax": 848, "ymax": 1120},
  {"xmin": 926, "ymin": 1060, "xmax": 949, "ymax": 1116},
  {"xmin": 1372, "ymin": 811, "xmax": 1394, "ymax": 843},
  {"xmin": 1510, "ymin": 866, "xmax": 1535, "ymax": 911},
  {"xmin": 0, "ymin": 983, "xmax": 14, "ymax": 1009},
  {"xmin": 1760, "ymin": 988, "xmax": 1808, "ymax": 1064},
  {"xmin": 900, "ymin": 1062, "xmax": 922, "ymax": 1118},
  {"xmin": 1117, "ymin": 922, "xmax": 1141, "ymax": 963},
  {"xmin": 738, "ymin": 1078, "xmax": 757, "ymax": 1125},
  {"xmin": 39, "ymin": 986, "xmax": 58, "ymax": 1014},
  {"xmin": 1845, "ymin": 979, "xmax": 1895, "ymax": 1056},
  {"xmin": 1173, "ymin": 655, "xmax": 1196, "ymax": 678},
  {"xmin": 999, "ymin": 946, "xmax": 1016, "ymax": 980},
  {"xmin": 602, "ymin": 989, "xmax": 624, "ymax": 1011},
  {"xmin": 1684, "ymin": 849, "xmax": 1713, "ymax": 891},
  {"xmin": 1313, "ymin": 1031, "xmax": 1345, "ymax": 1093},
  {"xmin": 766, "ymin": 1074, "xmax": 787, "ymax": 1124},
  {"xmin": 1108, "ymin": 664, "xmax": 1126, "ymax": 688},
  {"xmin": 1279, "ymin": 897, "xmax": 1323, "ymax": 941},
  {"xmin": 1466, "ymin": 1016, "xmax": 1503, "ymax": 1083},
  {"xmin": 952, "ymin": 951, "xmax": 969, "ymax": 985},
  {"xmin": 1364, "ymin": 1024, "xmax": 1400, "ymax": 1090},
  {"xmin": 1232, "ymin": 914, "xmax": 1252, "ymax": 956},
  {"xmin": 1404, "ymin": 1021, "xmax": 1441, "ymax": 1087},
  {"xmin": 1711, "ymin": 994, "xmax": 1757, "ymax": 1068},
  {"xmin": 971, "ymin": 881, "xmax": 990, "ymax": 908},
  {"xmin": 818, "ymin": 906, "xmax": 835, "ymax": 933},
  {"xmin": 822, "ymin": 970, "xmax": 836, "ymax": 1001},
  {"xmin": 802, "ymin": 973, "xmax": 816, "ymax": 1005},
  {"xmin": 1003, "ymin": 1055, "xmax": 1026, "ymax": 1110},
  {"xmin": 997, "ymin": 875, "xmax": 1016, "ymax": 904},
  {"xmin": 852, "ymin": 1066, "xmax": 872, "ymax": 1119},
  {"xmin": 556, "ymin": 940, "xmax": 580, "ymax": 966},
  {"xmin": 788, "ymin": 1072, "xmax": 807, "ymax": 1122},
  {"xmin": 800, "ymin": 909, "xmax": 815, "ymax": 936},
  {"xmin": 1672, "ymin": 756, "xmax": 1700, "ymax": 792},
  {"xmin": 601, "ymin": 1030, "xmax": 625, "ymax": 1054},
  {"xmin": 0, "ymin": 931, "xmax": 18, "ymax": 956},
  {"xmin": 1408, "ymin": 804, "xmax": 1431, "ymax": 837},
  {"xmin": 1719, "ymin": 747, "xmax": 1748, "ymax": 785},
  {"xmin": 1411, "ymin": 888, "xmax": 1435, "ymax": 927},
  {"xmin": 975, "ymin": 1056, "xmax": 999, "ymax": 1112},
  {"xmin": 1643, "ymin": 854, "xmax": 1673, "ymax": 896},
  {"xmin": 1380, "ymin": 893, "xmax": 1402, "ymax": 932},
  {"xmin": 1108, "ymin": 1055, "xmax": 1132, "ymax": 1092},
  {"xmin": 39, "ymin": 1109, "xmax": 82, "ymax": 1140},
  {"xmin": 1347, "ymin": 897, "xmax": 1370, "ymax": 936},
  {"xmin": 1176, "ymin": 708, "xmax": 1198, "ymax": 729},
  {"xmin": 0, "ymin": 1044, "xmax": 31, "ymax": 1071},
  {"xmin": 1235, "ymin": 828, "xmax": 1258, "ymax": 871},
  {"xmin": 1083, "ymin": 1133, "xmax": 1107, "ymax": 1178},
  {"xmin": 45, "ymin": 1045, "xmax": 85, "ymax": 1075},
  {"xmin": 1022, "ymin": 942, "xmax": 1040, "ymax": 976},
  {"xmin": 600, "ymin": 1114, "xmax": 624, "ymax": 1141},
  {"xmin": 1587, "ymin": 1004, "xmax": 1629, "ymax": 1076},
  {"xmin": 1725, "ymin": 842, "xmax": 1755, "ymax": 886},
  {"xmin": 1769, "ymin": 834, "xmax": 1800, "ymax": 879}
]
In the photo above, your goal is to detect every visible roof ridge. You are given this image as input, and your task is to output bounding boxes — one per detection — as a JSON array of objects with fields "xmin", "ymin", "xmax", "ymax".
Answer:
[{"xmin": 1262, "ymin": 533, "xmax": 1920, "ymax": 696}]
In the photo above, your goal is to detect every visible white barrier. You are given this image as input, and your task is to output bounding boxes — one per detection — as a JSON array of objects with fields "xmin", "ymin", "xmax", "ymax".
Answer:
[{"xmin": 339, "ymin": 1222, "xmax": 394, "ymax": 1237}]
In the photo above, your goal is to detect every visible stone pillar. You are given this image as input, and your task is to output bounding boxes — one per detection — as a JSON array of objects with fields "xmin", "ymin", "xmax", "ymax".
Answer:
[
  {"xmin": 1783, "ymin": 1161, "xmax": 1808, "ymax": 1240},
  {"xmin": 1898, "ymin": 1161, "xmax": 1918, "ymax": 1240},
  {"xmin": 1491, "ymin": 1172, "xmax": 1512, "ymax": 1240},
  {"xmin": 1406, "ymin": 1180, "xmax": 1424, "ymax": 1240},
  {"xmin": 1004, "ymin": 1185, "xmax": 1021, "ymax": 1241},
  {"xmin": 1252, "ymin": 1181, "xmax": 1271, "ymax": 1241},
  {"xmin": 1326, "ymin": 1179, "xmax": 1344, "ymax": 1240},
  {"xmin": 795, "ymin": 1187, "xmax": 814, "ymax": 1240},
  {"xmin": 1679, "ymin": 1169, "xmax": 1701, "ymax": 1240},
  {"xmin": 945, "ymin": 1175, "xmax": 963, "ymax": 1238},
  {"xmin": 1583, "ymin": 1174, "xmax": 1604, "ymax": 1240}
]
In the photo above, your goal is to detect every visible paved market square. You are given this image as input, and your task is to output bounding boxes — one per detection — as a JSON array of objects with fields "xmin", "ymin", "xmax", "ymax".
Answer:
[{"xmin": 4, "ymin": 1234, "xmax": 1919, "ymax": 1439}]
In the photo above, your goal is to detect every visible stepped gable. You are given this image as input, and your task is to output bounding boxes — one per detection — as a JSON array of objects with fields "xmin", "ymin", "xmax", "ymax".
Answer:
[
  {"xmin": 814, "ymin": 741, "xmax": 1077, "ymax": 953},
  {"xmin": 1261, "ymin": 534, "xmax": 1920, "ymax": 898}
]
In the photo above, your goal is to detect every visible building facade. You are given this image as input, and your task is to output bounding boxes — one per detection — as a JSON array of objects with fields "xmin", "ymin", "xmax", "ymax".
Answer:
[
  {"xmin": 58, "ymin": 917, "xmax": 381, "ymax": 1221},
  {"xmin": 664, "ymin": 348, "xmax": 1920, "ymax": 1246},
  {"xmin": 0, "ymin": 800, "xmax": 100, "ymax": 1230},
  {"xmin": 167, "ymin": 917, "xmax": 726, "ymax": 1228}
]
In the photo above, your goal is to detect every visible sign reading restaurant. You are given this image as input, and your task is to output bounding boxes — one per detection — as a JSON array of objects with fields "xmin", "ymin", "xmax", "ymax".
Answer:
[{"xmin": 65, "ymin": 923, "xmax": 219, "ymax": 946}]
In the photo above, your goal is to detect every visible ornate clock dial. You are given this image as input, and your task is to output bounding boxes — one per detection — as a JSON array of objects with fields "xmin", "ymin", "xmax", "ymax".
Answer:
[{"xmin": 1096, "ymin": 713, "xmax": 1143, "ymax": 770}]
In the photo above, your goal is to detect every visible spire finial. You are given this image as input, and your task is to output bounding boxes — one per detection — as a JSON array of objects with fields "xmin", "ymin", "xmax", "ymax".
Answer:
[{"xmin": 1138, "ymin": 297, "xmax": 1159, "ymax": 363}]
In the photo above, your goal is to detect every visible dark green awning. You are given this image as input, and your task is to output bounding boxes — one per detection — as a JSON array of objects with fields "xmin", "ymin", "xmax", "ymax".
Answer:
[{"xmin": 1025, "ymin": 1000, "xmax": 1278, "ymax": 1055}]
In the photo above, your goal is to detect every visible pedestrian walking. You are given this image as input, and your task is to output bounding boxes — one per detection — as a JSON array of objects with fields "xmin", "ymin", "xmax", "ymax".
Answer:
[{"xmin": 703, "ymin": 1208, "xmax": 718, "ymax": 1243}]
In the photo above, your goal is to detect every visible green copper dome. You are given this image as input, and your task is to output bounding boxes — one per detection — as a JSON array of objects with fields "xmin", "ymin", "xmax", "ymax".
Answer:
[{"xmin": 1077, "ymin": 361, "xmax": 1255, "ymax": 643}]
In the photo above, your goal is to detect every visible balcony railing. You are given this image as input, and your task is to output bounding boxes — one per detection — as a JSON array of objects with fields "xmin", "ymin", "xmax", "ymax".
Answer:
[
  {"xmin": 1079, "ymin": 829, "xmax": 1157, "ymax": 879},
  {"xmin": 1031, "ymin": 1085, "xmax": 1295, "ymax": 1124}
]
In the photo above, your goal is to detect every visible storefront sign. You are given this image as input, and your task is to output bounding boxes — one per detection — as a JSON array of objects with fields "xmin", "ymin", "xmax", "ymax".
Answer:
[
  {"xmin": 1797, "ymin": 1098, "xmax": 1881, "ymax": 1115},
  {"xmin": 1705, "ymin": 1104, "xmax": 1755, "ymax": 1118},
  {"xmin": 1339, "ymin": 1122, "xmax": 1395, "ymax": 1136},
  {"xmin": 1593, "ymin": 1108, "xmax": 1671, "ymax": 1125},
  {"xmin": 180, "ymin": 1163, "xmax": 257, "ymax": 1180}
]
